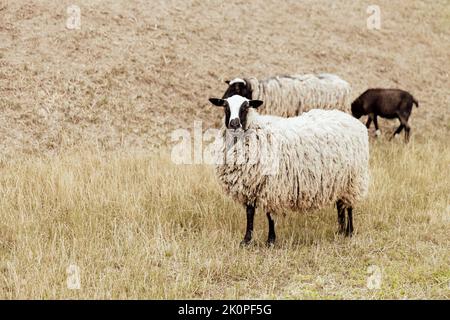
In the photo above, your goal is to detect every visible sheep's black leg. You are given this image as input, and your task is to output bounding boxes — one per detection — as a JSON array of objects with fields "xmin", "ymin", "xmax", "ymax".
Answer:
[
  {"xmin": 345, "ymin": 207, "xmax": 354, "ymax": 237},
  {"xmin": 241, "ymin": 205, "xmax": 255, "ymax": 246},
  {"xmin": 373, "ymin": 115, "xmax": 381, "ymax": 137},
  {"xmin": 403, "ymin": 122, "xmax": 411, "ymax": 142},
  {"xmin": 266, "ymin": 212, "xmax": 276, "ymax": 245},
  {"xmin": 373, "ymin": 115, "xmax": 379, "ymax": 131},
  {"xmin": 336, "ymin": 200, "xmax": 346, "ymax": 234},
  {"xmin": 396, "ymin": 115, "xmax": 411, "ymax": 143},
  {"xmin": 391, "ymin": 124, "xmax": 404, "ymax": 140},
  {"xmin": 365, "ymin": 117, "xmax": 372, "ymax": 129}
]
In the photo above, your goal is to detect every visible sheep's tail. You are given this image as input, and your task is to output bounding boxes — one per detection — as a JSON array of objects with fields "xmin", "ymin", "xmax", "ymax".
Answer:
[{"xmin": 412, "ymin": 97, "xmax": 419, "ymax": 108}]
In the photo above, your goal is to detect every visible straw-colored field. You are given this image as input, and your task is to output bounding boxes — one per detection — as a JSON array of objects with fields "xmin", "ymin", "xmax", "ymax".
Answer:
[
  {"xmin": 0, "ymin": 0, "xmax": 449, "ymax": 299},
  {"xmin": 0, "ymin": 141, "xmax": 449, "ymax": 299}
]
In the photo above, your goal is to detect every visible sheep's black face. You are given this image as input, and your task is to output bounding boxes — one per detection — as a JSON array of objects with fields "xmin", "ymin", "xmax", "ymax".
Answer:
[
  {"xmin": 209, "ymin": 95, "xmax": 263, "ymax": 131},
  {"xmin": 223, "ymin": 78, "xmax": 252, "ymax": 100}
]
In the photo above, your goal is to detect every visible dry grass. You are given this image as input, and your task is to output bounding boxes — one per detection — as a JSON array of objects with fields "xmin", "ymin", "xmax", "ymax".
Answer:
[
  {"xmin": 0, "ymin": 139, "xmax": 448, "ymax": 299},
  {"xmin": 0, "ymin": 0, "xmax": 449, "ymax": 299}
]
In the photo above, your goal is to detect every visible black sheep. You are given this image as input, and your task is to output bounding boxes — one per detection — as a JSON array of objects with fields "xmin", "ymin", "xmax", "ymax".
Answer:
[{"xmin": 351, "ymin": 88, "xmax": 419, "ymax": 142}]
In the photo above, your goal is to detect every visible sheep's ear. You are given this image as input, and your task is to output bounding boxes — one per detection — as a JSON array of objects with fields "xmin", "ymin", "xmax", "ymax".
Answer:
[
  {"xmin": 225, "ymin": 80, "xmax": 230, "ymax": 85},
  {"xmin": 209, "ymin": 98, "xmax": 225, "ymax": 107},
  {"xmin": 249, "ymin": 100, "xmax": 263, "ymax": 109}
]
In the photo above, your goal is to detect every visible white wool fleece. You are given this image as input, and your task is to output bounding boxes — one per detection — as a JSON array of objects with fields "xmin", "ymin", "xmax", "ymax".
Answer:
[
  {"xmin": 214, "ymin": 108, "xmax": 369, "ymax": 214},
  {"xmin": 246, "ymin": 74, "xmax": 351, "ymax": 117}
]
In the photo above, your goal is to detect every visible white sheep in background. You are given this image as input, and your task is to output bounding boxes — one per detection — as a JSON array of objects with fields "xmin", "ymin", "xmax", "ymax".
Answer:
[
  {"xmin": 222, "ymin": 73, "xmax": 351, "ymax": 117},
  {"xmin": 208, "ymin": 94, "xmax": 369, "ymax": 245}
]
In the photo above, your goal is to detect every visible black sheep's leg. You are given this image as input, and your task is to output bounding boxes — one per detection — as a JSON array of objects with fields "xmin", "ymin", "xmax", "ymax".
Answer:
[
  {"xmin": 266, "ymin": 212, "xmax": 276, "ymax": 246},
  {"xmin": 365, "ymin": 116, "xmax": 372, "ymax": 129},
  {"xmin": 398, "ymin": 114, "xmax": 411, "ymax": 143},
  {"xmin": 241, "ymin": 205, "xmax": 255, "ymax": 246},
  {"xmin": 336, "ymin": 200, "xmax": 346, "ymax": 234},
  {"xmin": 373, "ymin": 115, "xmax": 381, "ymax": 137},
  {"xmin": 402, "ymin": 120, "xmax": 411, "ymax": 143},
  {"xmin": 391, "ymin": 124, "xmax": 404, "ymax": 140},
  {"xmin": 346, "ymin": 207, "xmax": 354, "ymax": 237}
]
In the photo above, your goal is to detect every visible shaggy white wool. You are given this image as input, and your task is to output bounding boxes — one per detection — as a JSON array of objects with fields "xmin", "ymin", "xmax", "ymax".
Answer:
[
  {"xmin": 214, "ymin": 107, "xmax": 369, "ymax": 214},
  {"xmin": 246, "ymin": 74, "xmax": 351, "ymax": 117}
]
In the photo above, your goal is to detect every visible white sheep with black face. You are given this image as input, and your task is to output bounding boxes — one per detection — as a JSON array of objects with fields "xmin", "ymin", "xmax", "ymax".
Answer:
[
  {"xmin": 209, "ymin": 94, "xmax": 369, "ymax": 246},
  {"xmin": 222, "ymin": 74, "xmax": 351, "ymax": 117}
]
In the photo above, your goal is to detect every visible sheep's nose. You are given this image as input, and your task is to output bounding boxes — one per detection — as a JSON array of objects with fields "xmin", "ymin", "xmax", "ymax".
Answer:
[{"xmin": 229, "ymin": 118, "xmax": 241, "ymax": 129}]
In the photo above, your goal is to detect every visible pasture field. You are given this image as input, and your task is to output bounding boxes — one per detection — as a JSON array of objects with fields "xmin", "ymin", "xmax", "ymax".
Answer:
[
  {"xmin": 0, "ymin": 0, "xmax": 449, "ymax": 299},
  {"xmin": 0, "ymin": 141, "xmax": 449, "ymax": 299}
]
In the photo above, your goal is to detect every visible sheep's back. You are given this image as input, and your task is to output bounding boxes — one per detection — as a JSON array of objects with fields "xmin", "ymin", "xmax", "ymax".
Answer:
[{"xmin": 248, "ymin": 74, "xmax": 351, "ymax": 117}]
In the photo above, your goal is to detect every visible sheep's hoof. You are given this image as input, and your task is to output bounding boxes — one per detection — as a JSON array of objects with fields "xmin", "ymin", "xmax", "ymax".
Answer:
[
  {"xmin": 266, "ymin": 238, "xmax": 276, "ymax": 247},
  {"xmin": 345, "ymin": 230, "xmax": 354, "ymax": 237},
  {"xmin": 240, "ymin": 239, "xmax": 252, "ymax": 247},
  {"xmin": 375, "ymin": 130, "xmax": 381, "ymax": 137}
]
